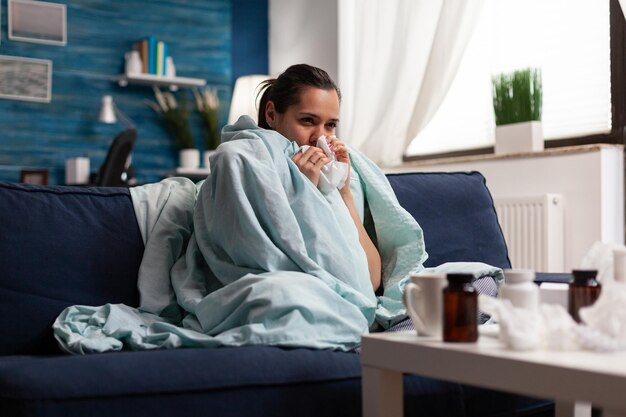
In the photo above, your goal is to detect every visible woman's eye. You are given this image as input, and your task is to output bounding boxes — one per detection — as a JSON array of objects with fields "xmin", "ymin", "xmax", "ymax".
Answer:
[
  {"xmin": 300, "ymin": 118, "xmax": 314, "ymax": 125},
  {"xmin": 326, "ymin": 122, "xmax": 337, "ymax": 129}
]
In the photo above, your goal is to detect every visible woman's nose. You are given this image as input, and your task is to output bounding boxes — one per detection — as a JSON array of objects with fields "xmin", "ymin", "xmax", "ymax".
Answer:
[{"xmin": 310, "ymin": 126, "xmax": 324, "ymax": 144}]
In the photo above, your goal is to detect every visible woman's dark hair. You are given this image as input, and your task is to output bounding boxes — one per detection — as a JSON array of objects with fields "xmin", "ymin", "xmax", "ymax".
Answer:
[{"xmin": 257, "ymin": 64, "xmax": 341, "ymax": 129}]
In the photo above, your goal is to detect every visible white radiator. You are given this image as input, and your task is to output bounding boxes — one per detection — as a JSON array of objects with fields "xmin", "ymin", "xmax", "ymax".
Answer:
[{"xmin": 494, "ymin": 194, "xmax": 564, "ymax": 272}]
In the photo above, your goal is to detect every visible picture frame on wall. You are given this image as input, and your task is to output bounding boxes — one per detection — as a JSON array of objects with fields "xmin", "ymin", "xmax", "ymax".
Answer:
[
  {"xmin": 20, "ymin": 169, "xmax": 49, "ymax": 185},
  {"xmin": 0, "ymin": 55, "xmax": 52, "ymax": 103},
  {"xmin": 8, "ymin": 0, "xmax": 66, "ymax": 46}
]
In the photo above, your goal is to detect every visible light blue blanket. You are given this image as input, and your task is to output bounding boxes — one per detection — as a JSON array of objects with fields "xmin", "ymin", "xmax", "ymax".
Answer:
[{"xmin": 53, "ymin": 116, "xmax": 502, "ymax": 354}]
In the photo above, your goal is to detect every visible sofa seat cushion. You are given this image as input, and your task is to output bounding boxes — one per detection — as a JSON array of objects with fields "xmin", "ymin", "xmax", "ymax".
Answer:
[
  {"xmin": 0, "ymin": 346, "xmax": 552, "ymax": 417},
  {"xmin": 1, "ymin": 346, "xmax": 472, "ymax": 417},
  {"xmin": 0, "ymin": 183, "xmax": 143, "ymax": 355},
  {"xmin": 1, "ymin": 347, "xmax": 361, "ymax": 400},
  {"xmin": 387, "ymin": 171, "xmax": 511, "ymax": 269}
]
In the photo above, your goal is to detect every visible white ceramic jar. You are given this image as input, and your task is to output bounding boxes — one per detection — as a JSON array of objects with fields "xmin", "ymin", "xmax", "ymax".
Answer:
[
  {"xmin": 500, "ymin": 269, "xmax": 539, "ymax": 311},
  {"xmin": 125, "ymin": 50, "xmax": 142, "ymax": 76}
]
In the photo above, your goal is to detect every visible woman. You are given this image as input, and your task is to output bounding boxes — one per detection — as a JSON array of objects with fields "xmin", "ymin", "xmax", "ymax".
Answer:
[
  {"xmin": 256, "ymin": 64, "xmax": 382, "ymax": 292},
  {"xmin": 54, "ymin": 66, "xmax": 497, "ymax": 354},
  {"xmin": 249, "ymin": 64, "xmax": 498, "ymax": 326}
]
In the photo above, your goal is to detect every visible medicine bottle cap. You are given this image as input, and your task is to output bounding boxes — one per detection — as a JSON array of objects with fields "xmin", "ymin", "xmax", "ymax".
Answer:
[
  {"xmin": 571, "ymin": 269, "xmax": 598, "ymax": 284},
  {"xmin": 446, "ymin": 273, "xmax": 474, "ymax": 284}
]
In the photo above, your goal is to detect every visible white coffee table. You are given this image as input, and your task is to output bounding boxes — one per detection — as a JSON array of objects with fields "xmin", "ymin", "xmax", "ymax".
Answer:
[{"xmin": 361, "ymin": 331, "xmax": 626, "ymax": 417}]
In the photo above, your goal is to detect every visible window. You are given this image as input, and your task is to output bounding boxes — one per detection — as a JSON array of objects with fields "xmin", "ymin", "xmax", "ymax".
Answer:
[{"xmin": 405, "ymin": 0, "xmax": 612, "ymax": 158}]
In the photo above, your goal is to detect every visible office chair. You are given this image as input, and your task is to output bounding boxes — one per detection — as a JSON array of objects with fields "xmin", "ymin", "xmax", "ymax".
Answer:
[{"xmin": 93, "ymin": 128, "xmax": 137, "ymax": 187}]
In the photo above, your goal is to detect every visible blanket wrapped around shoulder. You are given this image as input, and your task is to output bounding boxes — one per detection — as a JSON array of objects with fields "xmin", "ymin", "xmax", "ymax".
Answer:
[{"xmin": 53, "ymin": 116, "xmax": 501, "ymax": 354}]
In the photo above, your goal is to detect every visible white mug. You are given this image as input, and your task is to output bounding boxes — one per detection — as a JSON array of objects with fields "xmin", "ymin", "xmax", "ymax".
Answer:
[{"xmin": 403, "ymin": 273, "xmax": 447, "ymax": 337}]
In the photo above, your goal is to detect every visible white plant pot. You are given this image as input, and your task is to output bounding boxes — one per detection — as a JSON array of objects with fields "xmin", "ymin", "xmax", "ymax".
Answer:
[
  {"xmin": 179, "ymin": 148, "xmax": 200, "ymax": 168},
  {"xmin": 495, "ymin": 121, "xmax": 544, "ymax": 155},
  {"xmin": 203, "ymin": 150, "xmax": 216, "ymax": 170}
]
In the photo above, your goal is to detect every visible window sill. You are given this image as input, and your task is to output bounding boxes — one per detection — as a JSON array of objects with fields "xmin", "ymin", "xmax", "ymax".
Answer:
[{"xmin": 399, "ymin": 143, "xmax": 624, "ymax": 169}]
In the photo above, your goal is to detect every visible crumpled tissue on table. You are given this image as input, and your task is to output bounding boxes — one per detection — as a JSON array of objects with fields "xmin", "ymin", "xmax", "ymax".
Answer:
[
  {"xmin": 299, "ymin": 136, "xmax": 349, "ymax": 194},
  {"xmin": 580, "ymin": 240, "xmax": 625, "ymax": 283},
  {"xmin": 479, "ymin": 281, "xmax": 626, "ymax": 352}
]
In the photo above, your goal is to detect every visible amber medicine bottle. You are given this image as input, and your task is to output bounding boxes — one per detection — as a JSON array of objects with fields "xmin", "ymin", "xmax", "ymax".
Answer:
[
  {"xmin": 568, "ymin": 269, "xmax": 601, "ymax": 323},
  {"xmin": 443, "ymin": 273, "xmax": 478, "ymax": 342}
]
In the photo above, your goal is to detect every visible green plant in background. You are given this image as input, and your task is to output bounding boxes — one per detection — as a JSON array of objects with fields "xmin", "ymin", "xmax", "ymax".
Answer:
[
  {"xmin": 492, "ymin": 68, "xmax": 543, "ymax": 126},
  {"xmin": 194, "ymin": 87, "xmax": 221, "ymax": 151},
  {"xmin": 148, "ymin": 86, "xmax": 195, "ymax": 149}
]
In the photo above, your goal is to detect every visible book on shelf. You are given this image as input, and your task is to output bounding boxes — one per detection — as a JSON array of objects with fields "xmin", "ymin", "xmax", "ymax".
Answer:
[
  {"xmin": 140, "ymin": 39, "xmax": 148, "ymax": 73},
  {"xmin": 156, "ymin": 41, "xmax": 168, "ymax": 76},
  {"xmin": 156, "ymin": 41, "xmax": 164, "ymax": 76},
  {"xmin": 132, "ymin": 39, "xmax": 149, "ymax": 74},
  {"xmin": 162, "ymin": 43, "xmax": 169, "ymax": 76},
  {"xmin": 128, "ymin": 36, "xmax": 173, "ymax": 78},
  {"xmin": 147, "ymin": 35, "xmax": 157, "ymax": 75}
]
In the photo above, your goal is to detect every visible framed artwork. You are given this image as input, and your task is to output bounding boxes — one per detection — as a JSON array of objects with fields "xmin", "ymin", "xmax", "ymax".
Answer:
[
  {"xmin": 20, "ymin": 169, "xmax": 49, "ymax": 185},
  {"xmin": 0, "ymin": 55, "xmax": 52, "ymax": 102},
  {"xmin": 8, "ymin": 0, "xmax": 66, "ymax": 46}
]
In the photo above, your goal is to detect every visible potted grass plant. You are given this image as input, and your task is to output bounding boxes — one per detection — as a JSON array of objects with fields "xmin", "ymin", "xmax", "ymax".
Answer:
[
  {"xmin": 492, "ymin": 68, "xmax": 543, "ymax": 155},
  {"xmin": 193, "ymin": 87, "xmax": 221, "ymax": 169},
  {"xmin": 149, "ymin": 86, "xmax": 199, "ymax": 168}
]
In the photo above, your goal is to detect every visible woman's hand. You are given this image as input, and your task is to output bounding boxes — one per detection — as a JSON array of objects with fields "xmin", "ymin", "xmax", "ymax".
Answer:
[
  {"xmin": 326, "ymin": 136, "xmax": 351, "ymax": 195},
  {"xmin": 292, "ymin": 147, "xmax": 330, "ymax": 187}
]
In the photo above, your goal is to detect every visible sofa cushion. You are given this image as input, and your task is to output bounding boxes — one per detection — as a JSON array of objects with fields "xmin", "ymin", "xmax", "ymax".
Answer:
[
  {"xmin": 0, "ymin": 346, "xmax": 550, "ymax": 417},
  {"xmin": 0, "ymin": 347, "xmax": 452, "ymax": 417},
  {"xmin": 386, "ymin": 171, "xmax": 511, "ymax": 269},
  {"xmin": 0, "ymin": 183, "xmax": 143, "ymax": 355}
]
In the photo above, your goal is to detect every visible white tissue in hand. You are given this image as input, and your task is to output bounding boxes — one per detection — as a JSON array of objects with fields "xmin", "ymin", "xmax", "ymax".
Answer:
[{"xmin": 299, "ymin": 136, "xmax": 349, "ymax": 194}]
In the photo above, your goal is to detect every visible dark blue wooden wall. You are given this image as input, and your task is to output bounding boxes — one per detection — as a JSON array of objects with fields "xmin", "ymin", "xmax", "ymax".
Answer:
[
  {"xmin": 232, "ymin": 0, "xmax": 268, "ymax": 89},
  {"xmin": 0, "ymin": 0, "xmax": 268, "ymax": 185}
]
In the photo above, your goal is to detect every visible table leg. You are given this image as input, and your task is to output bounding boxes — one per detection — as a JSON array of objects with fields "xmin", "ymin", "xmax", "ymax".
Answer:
[
  {"xmin": 362, "ymin": 365, "xmax": 403, "ymax": 417},
  {"xmin": 555, "ymin": 401, "xmax": 591, "ymax": 417}
]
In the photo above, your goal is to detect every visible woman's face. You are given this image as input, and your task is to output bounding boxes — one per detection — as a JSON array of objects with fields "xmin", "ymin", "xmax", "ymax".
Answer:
[{"xmin": 266, "ymin": 87, "xmax": 340, "ymax": 147}]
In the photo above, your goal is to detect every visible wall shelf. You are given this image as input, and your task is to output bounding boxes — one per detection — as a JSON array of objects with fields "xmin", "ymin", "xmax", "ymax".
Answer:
[{"xmin": 117, "ymin": 73, "xmax": 206, "ymax": 91}]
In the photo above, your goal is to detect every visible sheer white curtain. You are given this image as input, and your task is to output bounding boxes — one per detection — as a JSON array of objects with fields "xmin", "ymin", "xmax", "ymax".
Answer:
[
  {"xmin": 406, "ymin": 0, "xmax": 611, "ymax": 157},
  {"xmin": 338, "ymin": 0, "xmax": 485, "ymax": 167}
]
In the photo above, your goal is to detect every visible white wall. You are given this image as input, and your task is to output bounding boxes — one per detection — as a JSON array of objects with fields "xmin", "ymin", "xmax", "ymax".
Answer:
[
  {"xmin": 269, "ymin": 0, "xmax": 339, "ymax": 81},
  {"xmin": 388, "ymin": 145, "xmax": 625, "ymax": 272}
]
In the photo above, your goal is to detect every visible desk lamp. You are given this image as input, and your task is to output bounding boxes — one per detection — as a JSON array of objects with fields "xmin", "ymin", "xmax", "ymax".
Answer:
[
  {"xmin": 96, "ymin": 95, "xmax": 137, "ymax": 186},
  {"xmin": 99, "ymin": 95, "xmax": 135, "ymax": 128}
]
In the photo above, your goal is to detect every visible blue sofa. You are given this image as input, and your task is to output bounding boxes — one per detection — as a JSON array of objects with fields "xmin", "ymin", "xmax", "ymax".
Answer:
[{"xmin": 0, "ymin": 171, "xmax": 554, "ymax": 417}]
